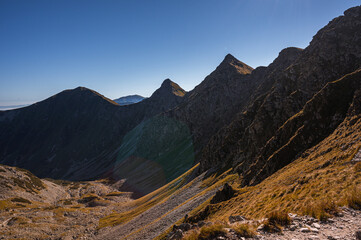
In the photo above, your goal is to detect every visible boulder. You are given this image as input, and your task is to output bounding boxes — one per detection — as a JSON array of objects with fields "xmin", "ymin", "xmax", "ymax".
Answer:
[
  {"xmin": 228, "ymin": 215, "xmax": 246, "ymax": 223},
  {"xmin": 210, "ymin": 183, "xmax": 235, "ymax": 204},
  {"xmin": 356, "ymin": 230, "xmax": 361, "ymax": 240}
]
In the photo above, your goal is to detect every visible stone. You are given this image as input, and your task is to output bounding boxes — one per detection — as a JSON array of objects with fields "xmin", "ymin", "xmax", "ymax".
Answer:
[
  {"xmin": 300, "ymin": 227, "xmax": 311, "ymax": 233},
  {"xmin": 308, "ymin": 236, "xmax": 320, "ymax": 240},
  {"xmin": 210, "ymin": 183, "xmax": 235, "ymax": 204},
  {"xmin": 177, "ymin": 223, "xmax": 192, "ymax": 231},
  {"xmin": 197, "ymin": 221, "xmax": 206, "ymax": 228},
  {"xmin": 356, "ymin": 230, "xmax": 361, "ymax": 240},
  {"xmin": 327, "ymin": 236, "xmax": 340, "ymax": 240},
  {"xmin": 228, "ymin": 215, "xmax": 246, "ymax": 223},
  {"xmin": 288, "ymin": 224, "xmax": 298, "ymax": 231},
  {"xmin": 257, "ymin": 224, "xmax": 265, "ymax": 231},
  {"xmin": 169, "ymin": 229, "xmax": 183, "ymax": 240},
  {"xmin": 311, "ymin": 223, "xmax": 321, "ymax": 229}
]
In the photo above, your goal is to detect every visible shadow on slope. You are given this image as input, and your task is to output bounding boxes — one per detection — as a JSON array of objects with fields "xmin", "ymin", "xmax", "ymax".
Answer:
[{"xmin": 108, "ymin": 115, "xmax": 195, "ymax": 196}]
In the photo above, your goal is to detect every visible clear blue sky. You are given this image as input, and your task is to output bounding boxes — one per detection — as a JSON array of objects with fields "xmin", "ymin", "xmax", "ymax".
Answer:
[{"xmin": 0, "ymin": 0, "xmax": 358, "ymax": 106}]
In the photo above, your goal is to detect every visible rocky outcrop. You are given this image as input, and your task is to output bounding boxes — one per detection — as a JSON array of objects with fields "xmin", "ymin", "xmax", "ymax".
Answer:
[
  {"xmin": 200, "ymin": 6, "xmax": 361, "ymax": 183},
  {"xmin": 210, "ymin": 183, "xmax": 235, "ymax": 204}
]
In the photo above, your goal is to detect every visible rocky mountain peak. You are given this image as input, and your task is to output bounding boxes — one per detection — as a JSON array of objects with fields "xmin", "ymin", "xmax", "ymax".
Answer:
[
  {"xmin": 161, "ymin": 78, "xmax": 173, "ymax": 87},
  {"xmin": 344, "ymin": 5, "xmax": 361, "ymax": 17},
  {"xmin": 52, "ymin": 86, "xmax": 118, "ymax": 106},
  {"xmin": 151, "ymin": 79, "xmax": 186, "ymax": 99},
  {"xmin": 217, "ymin": 53, "xmax": 253, "ymax": 75}
]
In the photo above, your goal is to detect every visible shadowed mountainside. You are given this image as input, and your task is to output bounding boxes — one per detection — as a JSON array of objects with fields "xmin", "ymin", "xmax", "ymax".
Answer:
[
  {"xmin": 0, "ymin": 80, "xmax": 186, "ymax": 182},
  {"xmin": 199, "ymin": 6, "xmax": 361, "ymax": 184}
]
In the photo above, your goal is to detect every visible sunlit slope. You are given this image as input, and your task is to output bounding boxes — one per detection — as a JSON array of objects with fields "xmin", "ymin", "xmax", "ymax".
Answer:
[
  {"xmin": 109, "ymin": 115, "xmax": 195, "ymax": 196},
  {"xmin": 191, "ymin": 114, "xmax": 361, "ymax": 223},
  {"xmin": 185, "ymin": 70, "xmax": 361, "ymax": 223},
  {"xmin": 99, "ymin": 164, "xmax": 199, "ymax": 229}
]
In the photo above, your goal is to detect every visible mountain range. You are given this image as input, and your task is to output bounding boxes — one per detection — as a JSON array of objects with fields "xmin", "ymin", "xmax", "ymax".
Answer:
[{"xmin": 0, "ymin": 5, "xmax": 361, "ymax": 240}]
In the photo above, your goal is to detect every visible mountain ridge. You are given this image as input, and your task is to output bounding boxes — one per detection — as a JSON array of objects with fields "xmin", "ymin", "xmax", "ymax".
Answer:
[
  {"xmin": 200, "ymin": 5, "xmax": 361, "ymax": 180},
  {"xmin": 0, "ymin": 79, "xmax": 186, "ymax": 182}
]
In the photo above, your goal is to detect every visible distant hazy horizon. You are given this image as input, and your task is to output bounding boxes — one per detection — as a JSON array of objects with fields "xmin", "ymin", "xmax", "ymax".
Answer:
[
  {"xmin": 0, "ymin": 104, "xmax": 29, "ymax": 111},
  {"xmin": 0, "ymin": 0, "xmax": 358, "ymax": 106}
]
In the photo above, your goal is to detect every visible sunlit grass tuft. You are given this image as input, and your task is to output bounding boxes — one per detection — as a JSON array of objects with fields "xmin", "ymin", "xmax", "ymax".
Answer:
[{"xmin": 232, "ymin": 223, "xmax": 256, "ymax": 238}]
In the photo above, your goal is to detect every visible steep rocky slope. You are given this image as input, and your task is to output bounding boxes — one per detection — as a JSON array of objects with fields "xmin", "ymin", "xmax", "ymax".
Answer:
[
  {"xmin": 182, "ymin": 75, "xmax": 361, "ymax": 225},
  {"xmin": 169, "ymin": 54, "xmax": 254, "ymax": 150},
  {"xmin": 200, "ymin": 6, "xmax": 361, "ymax": 183},
  {"xmin": 0, "ymin": 79, "xmax": 186, "ymax": 182}
]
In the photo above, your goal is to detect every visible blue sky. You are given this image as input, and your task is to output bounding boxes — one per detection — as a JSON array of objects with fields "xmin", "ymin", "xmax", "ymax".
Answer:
[{"xmin": 0, "ymin": 0, "xmax": 358, "ymax": 106}]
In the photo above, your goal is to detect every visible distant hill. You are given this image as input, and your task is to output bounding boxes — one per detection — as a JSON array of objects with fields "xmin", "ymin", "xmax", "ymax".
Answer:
[
  {"xmin": 0, "ymin": 80, "xmax": 186, "ymax": 188},
  {"xmin": 113, "ymin": 95, "xmax": 145, "ymax": 106}
]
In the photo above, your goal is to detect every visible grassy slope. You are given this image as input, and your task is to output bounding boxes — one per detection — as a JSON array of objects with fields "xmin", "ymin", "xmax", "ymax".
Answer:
[
  {"xmin": 99, "ymin": 163, "xmax": 199, "ymax": 228},
  {"xmin": 192, "ymin": 113, "xmax": 361, "ymax": 222}
]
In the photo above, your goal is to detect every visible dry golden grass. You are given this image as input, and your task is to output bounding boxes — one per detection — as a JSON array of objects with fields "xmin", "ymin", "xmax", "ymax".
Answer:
[
  {"xmin": 191, "ymin": 116, "xmax": 361, "ymax": 224},
  {"xmin": 105, "ymin": 191, "xmax": 125, "ymax": 197},
  {"xmin": 183, "ymin": 230, "xmax": 199, "ymax": 240},
  {"xmin": 180, "ymin": 222, "xmax": 229, "ymax": 240},
  {"xmin": 262, "ymin": 211, "xmax": 291, "ymax": 233},
  {"xmin": 232, "ymin": 223, "xmax": 256, "ymax": 238},
  {"xmin": 198, "ymin": 223, "xmax": 227, "ymax": 239},
  {"xmin": 302, "ymin": 199, "xmax": 340, "ymax": 221},
  {"xmin": 98, "ymin": 164, "xmax": 199, "ymax": 228},
  {"xmin": 267, "ymin": 211, "xmax": 291, "ymax": 226},
  {"xmin": 346, "ymin": 186, "xmax": 361, "ymax": 210}
]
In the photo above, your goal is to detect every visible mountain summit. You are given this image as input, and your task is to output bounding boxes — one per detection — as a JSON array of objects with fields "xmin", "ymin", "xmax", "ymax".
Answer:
[
  {"xmin": 168, "ymin": 54, "xmax": 255, "ymax": 148},
  {"xmin": 217, "ymin": 53, "xmax": 254, "ymax": 74},
  {"xmin": 151, "ymin": 79, "xmax": 186, "ymax": 98}
]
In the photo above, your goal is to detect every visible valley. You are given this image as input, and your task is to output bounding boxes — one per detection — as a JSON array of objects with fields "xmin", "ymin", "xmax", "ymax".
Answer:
[{"xmin": 0, "ymin": 4, "xmax": 361, "ymax": 240}]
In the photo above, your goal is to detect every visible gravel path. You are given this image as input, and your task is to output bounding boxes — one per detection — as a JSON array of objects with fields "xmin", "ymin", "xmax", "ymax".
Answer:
[{"xmin": 96, "ymin": 173, "xmax": 217, "ymax": 240}]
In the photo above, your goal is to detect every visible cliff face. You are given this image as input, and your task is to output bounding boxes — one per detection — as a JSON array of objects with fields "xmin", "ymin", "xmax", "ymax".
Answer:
[{"xmin": 200, "ymin": 6, "xmax": 361, "ymax": 183}]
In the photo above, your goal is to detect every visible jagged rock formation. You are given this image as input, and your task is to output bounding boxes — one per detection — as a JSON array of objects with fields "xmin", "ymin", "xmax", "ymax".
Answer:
[
  {"xmin": 122, "ymin": 79, "xmax": 185, "ymax": 125},
  {"xmin": 199, "ymin": 6, "xmax": 361, "ymax": 186},
  {"xmin": 0, "ymin": 79, "xmax": 186, "ymax": 181}
]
